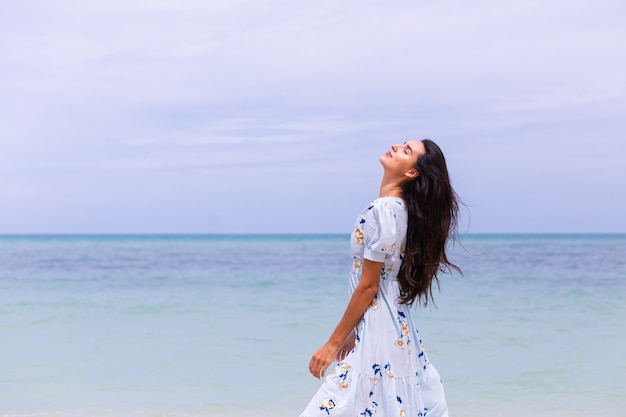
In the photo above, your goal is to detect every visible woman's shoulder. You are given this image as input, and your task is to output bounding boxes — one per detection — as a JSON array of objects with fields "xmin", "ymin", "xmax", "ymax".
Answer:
[
  {"xmin": 366, "ymin": 196, "xmax": 406, "ymax": 211},
  {"xmin": 358, "ymin": 197, "xmax": 406, "ymax": 223}
]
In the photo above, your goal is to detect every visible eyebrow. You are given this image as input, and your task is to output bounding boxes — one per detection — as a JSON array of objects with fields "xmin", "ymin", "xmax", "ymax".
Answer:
[{"xmin": 404, "ymin": 142, "xmax": 413, "ymax": 153}]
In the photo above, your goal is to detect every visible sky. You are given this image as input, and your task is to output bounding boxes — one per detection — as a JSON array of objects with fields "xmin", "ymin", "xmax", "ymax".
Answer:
[{"xmin": 1, "ymin": 0, "xmax": 625, "ymax": 234}]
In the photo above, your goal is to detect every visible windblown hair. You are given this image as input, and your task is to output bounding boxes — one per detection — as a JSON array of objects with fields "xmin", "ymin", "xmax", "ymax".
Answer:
[{"xmin": 398, "ymin": 139, "xmax": 462, "ymax": 306}]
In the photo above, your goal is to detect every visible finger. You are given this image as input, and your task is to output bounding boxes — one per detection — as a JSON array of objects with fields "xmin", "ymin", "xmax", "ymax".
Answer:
[
  {"xmin": 310, "ymin": 359, "xmax": 323, "ymax": 379},
  {"xmin": 319, "ymin": 364, "xmax": 326, "ymax": 379},
  {"xmin": 309, "ymin": 359, "xmax": 317, "ymax": 378}
]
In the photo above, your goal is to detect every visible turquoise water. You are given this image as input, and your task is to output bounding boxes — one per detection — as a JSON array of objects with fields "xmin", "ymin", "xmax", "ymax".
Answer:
[{"xmin": 1, "ymin": 234, "xmax": 625, "ymax": 417}]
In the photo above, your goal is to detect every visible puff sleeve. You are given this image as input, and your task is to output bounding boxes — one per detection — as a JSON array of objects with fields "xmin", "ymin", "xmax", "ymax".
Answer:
[{"xmin": 362, "ymin": 199, "xmax": 398, "ymax": 262}]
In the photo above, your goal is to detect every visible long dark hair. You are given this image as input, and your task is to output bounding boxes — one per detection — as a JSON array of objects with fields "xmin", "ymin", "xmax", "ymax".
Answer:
[{"xmin": 398, "ymin": 139, "xmax": 461, "ymax": 306}]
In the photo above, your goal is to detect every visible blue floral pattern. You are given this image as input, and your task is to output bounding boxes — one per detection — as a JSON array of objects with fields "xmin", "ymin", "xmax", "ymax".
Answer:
[{"xmin": 300, "ymin": 197, "xmax": 448, "ymax": 417}]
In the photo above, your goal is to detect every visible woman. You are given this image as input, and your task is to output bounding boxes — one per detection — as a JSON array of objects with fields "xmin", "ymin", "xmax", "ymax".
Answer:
[{"xmin": 300, "ymin": 139, "xmax": 461, "ymax": 417}]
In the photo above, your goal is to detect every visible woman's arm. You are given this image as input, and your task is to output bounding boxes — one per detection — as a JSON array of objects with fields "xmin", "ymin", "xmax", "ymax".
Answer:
[
  {"xmin": 308, "ymin": 258, "xmax": 383, "ymax": 378},
  {"xmin": 335, "ymin": 328, "xmax": 356, "ymax": 362}
]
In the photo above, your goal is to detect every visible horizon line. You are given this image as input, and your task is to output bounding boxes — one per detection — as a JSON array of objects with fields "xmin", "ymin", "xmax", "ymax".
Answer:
[{"xmin": 1, "ymin": 232, "xmax": 625, "ymax": 237}]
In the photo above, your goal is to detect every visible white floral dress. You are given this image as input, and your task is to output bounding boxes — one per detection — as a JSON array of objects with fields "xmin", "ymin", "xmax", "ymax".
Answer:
[{"xmin": 300, "ymin": 196, "xmax": 448, "ymax": 417}]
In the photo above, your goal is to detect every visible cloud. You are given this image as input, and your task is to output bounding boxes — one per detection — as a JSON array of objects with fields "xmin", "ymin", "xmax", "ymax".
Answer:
[{"xmin": 0, "ymin": 0, "xmax": 625, "ymax": 232}]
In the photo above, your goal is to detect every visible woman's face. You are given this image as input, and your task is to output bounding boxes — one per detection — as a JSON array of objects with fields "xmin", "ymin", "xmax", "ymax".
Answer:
[{"xmin": 380, "ymin": 140, "xmax": 425, "ymax": 177}]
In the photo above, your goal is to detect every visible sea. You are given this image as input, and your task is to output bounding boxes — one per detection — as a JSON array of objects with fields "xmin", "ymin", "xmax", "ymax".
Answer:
[{"xmin": 0, "ymin": 234, "xmax": 625, "ymax": 417}]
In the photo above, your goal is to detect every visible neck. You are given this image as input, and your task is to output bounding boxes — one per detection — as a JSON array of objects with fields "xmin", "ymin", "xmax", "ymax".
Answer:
[{"xmin": 379, "ymin": 175, "xmax": 404, "ymax": 199}]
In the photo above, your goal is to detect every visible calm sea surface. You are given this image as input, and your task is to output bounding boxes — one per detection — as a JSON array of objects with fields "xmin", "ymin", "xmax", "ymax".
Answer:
[{"xmin": 1, "ymin": 234, "xmax": 625, "ymax": 417}]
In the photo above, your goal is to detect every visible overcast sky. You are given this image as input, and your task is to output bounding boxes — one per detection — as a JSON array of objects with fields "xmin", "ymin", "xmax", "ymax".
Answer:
[{"xmin": 1, "ymin": 0, "xmax": 624, "ymax": 234}]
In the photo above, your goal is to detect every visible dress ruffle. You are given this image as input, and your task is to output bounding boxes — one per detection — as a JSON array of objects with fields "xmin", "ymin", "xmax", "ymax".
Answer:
[{"xmin": 301, "ymin": 359, "xmax": 433, "ymax": 417}]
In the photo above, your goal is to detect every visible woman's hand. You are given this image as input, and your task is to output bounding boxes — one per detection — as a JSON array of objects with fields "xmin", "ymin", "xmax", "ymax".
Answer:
[{"xmin": 308, "ymin": 341, "xmax": 339, "ymax": 379}]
